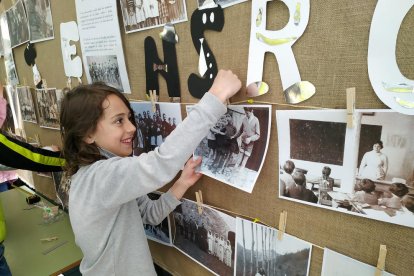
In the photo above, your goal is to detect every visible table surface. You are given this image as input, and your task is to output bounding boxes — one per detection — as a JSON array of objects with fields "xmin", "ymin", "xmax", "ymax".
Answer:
[{"xmin": 1, "ymin": 188, "xmax": 83, "ymax": 276}]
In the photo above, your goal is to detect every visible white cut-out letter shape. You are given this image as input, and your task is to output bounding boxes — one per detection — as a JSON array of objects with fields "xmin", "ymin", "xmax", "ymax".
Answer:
[
  {"xmin": 368, "ymin": 0, "xmax": 414, "ymax": 115},
  {"xmin": 246, "ymin": 0, "xmax": 314, "ymax": 103},
  {"xmin": 60, "ymin": 21, "xmax": 83, "ymax": 79}
]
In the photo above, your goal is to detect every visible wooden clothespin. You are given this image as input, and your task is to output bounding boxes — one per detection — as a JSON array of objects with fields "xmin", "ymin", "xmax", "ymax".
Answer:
[
  {"xmin": 40, "ymin": 236, "xmax": 58, "ymax": 243},
  {"xmin": 277, "ymin": 210, "xmax": 287, "ymax": 240},
  {"xmin": 35, "ymin": 133, "xmax": 41, "ymax": 147},
  {"xmin": 42, "ymin": 79, "xmax": 48, "ymax": 90},
  {"xmin": 195, "ymin": 190, "xmax": 203, "ymax": 215},
  {"xmin": 149, "ymin": 90, "xmax": 158, "ymax": 113},
  {"xmin": 375, "ymin": 245, "xmax": 387, "ymax": 276},
  {"xmin": 346, "ymin": 87, "xmax": 355, "ymax": 128},
  {"xmin": 66, "ymin": 77, "xmax": 72, "ymax": 90},
  {"xmin": 23, "ymin": 77, "xmax": 27, "ymax": 87}
]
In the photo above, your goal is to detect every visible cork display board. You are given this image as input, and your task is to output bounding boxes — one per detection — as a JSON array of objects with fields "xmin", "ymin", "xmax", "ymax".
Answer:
[{"xmin": 0, "ymin": 0, "xmax": 413, "ymax": 275}]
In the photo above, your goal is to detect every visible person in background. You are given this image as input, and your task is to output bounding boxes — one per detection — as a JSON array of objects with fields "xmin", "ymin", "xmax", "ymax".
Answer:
[
  {"xmin": 379, "ymin": 182, "xmax": 409, "ymax": 209},
  {"xmin": 352, "ymin": 178, "xmax": 378, "ymax": 205},
  {"xmin": 287, "ymin": 171, "xmax": 318, "ymax": 203},
  {"xmin": 359, "ymin": 141, "xmax": 388, "ymax": 180},
  {"xmin": 279, "ymin": 160, "xmax": 295, "ymax": 196},
  {"xmin": 60, "ymin": 70, "xmax": 240, "ymax": 275}
]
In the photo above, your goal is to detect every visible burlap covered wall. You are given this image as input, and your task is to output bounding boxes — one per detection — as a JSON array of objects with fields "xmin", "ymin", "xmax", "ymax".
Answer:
[{"xmin": 0, "ymin": 0, "xmax": 413, "ymax": 275}]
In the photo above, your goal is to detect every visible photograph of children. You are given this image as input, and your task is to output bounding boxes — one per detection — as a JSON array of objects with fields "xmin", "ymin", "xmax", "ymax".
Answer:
[
  {"xmin": 86, "ymin": 55, "xmax": 123, "ymax": 92},
  {"xmin": 16, "ymin": 86, "xmax": 37, "ymax": 123},
  {"xmin": 235, "ymin": 218, "xmax": 312, "ymax": 276},
  {"xmin": 6, "ymin": 0, "xmax": 30, "ymax": 48},
  {"xmin": 189, "ymin": 105, "xmax": 271, "ymax": 193},
  {"xmin": 321, "ymin": 248, "xmax": 394, "ymax": 276},
  {"xmin": 143, "ymin": 192, "xmax": 173, "ymax": 245},
  {"xmin": 23, "ymin": 0, "xmax": 54, "ymax": 43},
  {"xmin": 130, "ymin": 101, "xmax": 182, "ymax": 156},
  {"xmin": 277, "ymin": 109, "xmax": 414, "ymax": 228},
  {"xmin": 119, "ymin": 0, "xmax": 188, "ymax": 33},
  {"xmin": 35, "ymin": 88, "xmax": 64, "ymax": 129},
  {"xmin": 172, "ymin": 199, "xmax": 236, "ymax": 276}
]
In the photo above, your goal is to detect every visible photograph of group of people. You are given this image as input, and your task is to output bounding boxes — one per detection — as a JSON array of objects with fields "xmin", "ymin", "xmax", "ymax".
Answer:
[
  {"xmin": 120, "ymin": 0, "xmax": 187, "ymax": 33},
  {"xmin": 24, "ymin": 0, "xmax": 54, "ymax": 43},
  {"xmin": 16, "ymin": 86, "xmax": 37, "ymax": 123},
  {"xmin": 190, "ymin": 105, "xmax": 271, "ymax": 193},
  {"xmin": 35, "ymin": 88, "xmax": 64, "ymax": 129},
  {"xmin": 6, "ymin": 0, "xmax": 29, "ymax": 48},
  {"xmin": 172, "ymin": 199, "xmax": 236, "ymax": 276},
  {"xmin": 277, "ymin": 109, "xmax": 414, "ymax": 228},
  {"xmin": 130, "ymin": 101, "xmax": 181, "ymax": 156},
  {"xmin": 86, "ymin": 55, "xmax": 124, "ymax": 92},
  {"xmin": 143, "ymin": 192, "xmax": 173, "ymax": 245},
  {"xmin": 235, "ymin": 218, "xmax": 312, "ymax": 276}
]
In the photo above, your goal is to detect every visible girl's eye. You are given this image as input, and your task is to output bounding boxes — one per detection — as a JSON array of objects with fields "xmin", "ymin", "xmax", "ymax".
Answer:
[{"xmin": 115, "ymin": 118, "xmax": 123, "ymax": 124}]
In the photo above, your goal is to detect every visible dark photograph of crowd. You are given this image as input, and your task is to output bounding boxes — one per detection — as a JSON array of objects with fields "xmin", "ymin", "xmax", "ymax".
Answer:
[
  {"xmin": 130, "ymin": 101, "xmax": 182, "ymax": 156},
  {"xmin": 173, "ymin": 199, "xmax": 236, "ymax": 276},
  {"xmin": 86, "ymin": 55, "xmax": 124, "ymax": 92}
]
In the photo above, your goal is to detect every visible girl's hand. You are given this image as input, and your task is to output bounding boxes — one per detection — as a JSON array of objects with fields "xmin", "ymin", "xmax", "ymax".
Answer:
[
  {"xmin": 209, "ymin": 70, "xmax": 241, "ymax": 104},
  {"xmin": 170, "ymin": 157, "xmax": 203, "ymax": 200}
]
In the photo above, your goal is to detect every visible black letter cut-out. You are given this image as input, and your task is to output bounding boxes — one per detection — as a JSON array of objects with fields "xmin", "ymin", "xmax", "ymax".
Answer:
[
  {"xmin": 188, "ymin": 6, "xmax": 224, "ymax": 99},
  {"xmin": 144, "ymin": 36, "xmax": 180, "ymax": 99}
]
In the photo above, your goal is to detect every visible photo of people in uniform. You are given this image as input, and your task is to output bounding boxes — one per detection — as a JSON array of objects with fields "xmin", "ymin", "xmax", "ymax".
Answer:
[
  {"xmin": 143, "ymin": 192, "xmax": 173, "ymax": 245},
  {"xmin": 35, "ymin": 88, "xmax": 64, "ymax": 129},
  {"xmin": 16, "ymin": 86, "xmax": 37, "ymax": 123},
  {"xmin": 130, "ymin": 101, "xmax": 182, "ymax": 156},
  {"xmin": 173, "ymin": 199, "xmax": 236, "ymax": 276},
  {"xmin": 86, "ymin": 55, "xmax": 124, "ymax": 92},
  {"xmin": 189, "ymin": 105, "xmax": 271, "ymax": 193},
  {"xmin": 235, "ymin": 218, "xmax": 312, "ymax": 276},
  {"xmin": 119, "ymin": 0, "xmax": 188, "ymax": 33},
  {"xmin": 24, "ymin": 0, "xmax": 54, "ymax": 42},
  {"xmin": 277, "ymin": 109, "xmax": 414, "ymax": 228},
  {"xmin": 6, "ymin": 0, "xmax": 29, "ymax": 48}
]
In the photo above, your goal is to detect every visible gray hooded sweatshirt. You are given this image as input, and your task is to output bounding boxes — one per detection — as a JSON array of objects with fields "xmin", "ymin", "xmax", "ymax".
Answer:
[{"xmin": 69, "ymin": 92, "xmax": 226, "ymax": 275}]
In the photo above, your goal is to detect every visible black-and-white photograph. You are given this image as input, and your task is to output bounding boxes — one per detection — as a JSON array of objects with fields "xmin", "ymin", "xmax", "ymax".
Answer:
[
  {"xmin": 1, "ymin": 14, "xmax": 19, "ymax": 86},
  {"xmin": 172, "ymin": 199, "xmax": 236, "ymax": 276},
  {"xmin": 143, "ymin": 192, "xmax": 172, "ymax": 245},
  {"xmin": 52, "ymin": 171, "xmax": 70, "ymax": 210},
  {"xmin": 277, "ymin": 110, "xmax": 414, "ymax": 228},
  {"xmin": 321, "ymin": 248, "xmax": 394, "ymax": 276},
  {"xmin": 235, "ymin": 218, "xmax": 312, "ymax": 276},
  {"xmin": 130, "ymin": 101, "xmax": 182, "ymax": 156},
  {"xmin": 16, "ymin": 86, "xmax": 37, "ymax": 123},
  {"xmin": 197, "ymin": 0, "xmax": 247, "ymax": 9},
  {"xmin": 86, "ymin": 55, "xmax": 123, "ymax": 92},
  {"xmin": 189, "ymin": 105, "xmax": 271, "ymax": 193},
  {"xmin": 35, "ymin": 88, "xmax": 64, "ymax": 129},
  {"xmin": 6, "ymin": 0, "xmax": 30, "ymax": 48},
  {"xmin": 119, "ymin": 0, "xmax": 188, "ymax": 33},
  {"xmin": 24, "ymin": 0, "xmax": 54, "ymax": 43}
]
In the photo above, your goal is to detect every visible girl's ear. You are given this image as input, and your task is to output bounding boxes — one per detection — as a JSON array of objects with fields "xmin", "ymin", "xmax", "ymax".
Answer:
[{"xmin": 84, "ymin": 134, "xmax": 95, "ymax": 144}]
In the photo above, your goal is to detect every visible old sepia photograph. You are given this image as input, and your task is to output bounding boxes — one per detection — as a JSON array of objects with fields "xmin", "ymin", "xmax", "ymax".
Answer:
[
  {"xmin": 6, "ymin": 0, "xmax": 30, "ymax": 48},
  {"xmin": 321, "ymin": 248, "xmax": 394, "ymax": 276},
  {"xmin": 130, "ymin": 101, "xmax": 182, "ymax": 156},
  {"xmin": 197, "ymin": 0, "xmax": 247, "ymax": 9},
  {"xmin": 143, "ymin": 192, "xmax": 173, "ymax": 245},
  {"xmin": 35, "ymin": 88, "xmax": 64, "ymax": 129},
  {"xmin": 16, "ymin": 86, "xmax": 37, "ymax": 123},
  {"xmin": 189, "ymin": 105, "xmax": 271, "ymax": 193},
  {"xmin": 235, "ymin": 218, "xmax": 312, "ymax": 276},
  {"xmin": 24, "ymin": 0, "xmax": 54, "ymax": 43},
  {"xmin": 119, "ymin": 0, "xmax": 188, "ymax": 33},
  {"xmin": 277, "ymin": 110, "xmax": 414, "ymax": 228},
  {"xmin": 86, "ymin": 55, "xmax": 123, "ymax": 92},
  {"xmin": 172, "ymin": 199, "xmax": 236, "ymax": 276}
]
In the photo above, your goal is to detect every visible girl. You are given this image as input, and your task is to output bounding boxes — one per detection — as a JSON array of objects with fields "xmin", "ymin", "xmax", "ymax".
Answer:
[{"xmin": 60, "ymin": 70, "xmax": 241, "ymax": 275}]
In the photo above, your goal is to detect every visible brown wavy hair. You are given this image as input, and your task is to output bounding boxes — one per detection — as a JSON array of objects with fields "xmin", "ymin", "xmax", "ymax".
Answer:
[{"xmin": 60, "ymin": 83, "xmax": 136, "ymax": 176}]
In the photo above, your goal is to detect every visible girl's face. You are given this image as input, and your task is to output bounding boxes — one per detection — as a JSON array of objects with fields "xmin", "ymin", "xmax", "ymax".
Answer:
[{"xmin": 86, "ymin": 94, "xmax": 136, "ymax": 157}]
